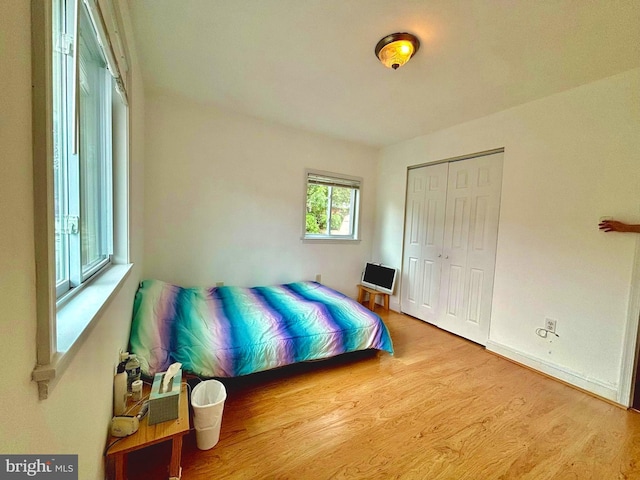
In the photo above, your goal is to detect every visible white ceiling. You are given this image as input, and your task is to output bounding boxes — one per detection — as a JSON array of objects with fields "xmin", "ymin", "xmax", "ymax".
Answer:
[{"xmin": 128, "ymin": 0, "xmax": 640, "ymax": 147}]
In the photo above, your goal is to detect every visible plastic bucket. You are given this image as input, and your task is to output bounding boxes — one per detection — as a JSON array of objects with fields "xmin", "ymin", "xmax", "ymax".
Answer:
[
  {"xmin": 191, "ymin": 380, "xmax": 227, "ymax": 450},
  {"xmin": 195, "ymin": 420, "xmax": 222, "ymax": 450}
]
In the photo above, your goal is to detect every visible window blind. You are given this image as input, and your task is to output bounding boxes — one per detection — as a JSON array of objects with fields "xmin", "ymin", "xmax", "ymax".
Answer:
[
  {"xmin": 83, "ymin": 0, "xmax": 128, "ymax": 104},
  {"xmin": 307, "ymin": 173, "xmax": 360, "ymax": 190}
]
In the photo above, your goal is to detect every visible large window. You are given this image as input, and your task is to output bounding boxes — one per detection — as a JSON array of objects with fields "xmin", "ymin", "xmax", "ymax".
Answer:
[
  {"xmin": 32, "ymin": 0, "xmax": 131, "ymax": 399},
  {"xmin": 304, "ymin": 171, "xmax": 361, "ymax": 240},
  {"xmin": 53, "ymin": 0, "xmax": 113, "ymax": 299}
]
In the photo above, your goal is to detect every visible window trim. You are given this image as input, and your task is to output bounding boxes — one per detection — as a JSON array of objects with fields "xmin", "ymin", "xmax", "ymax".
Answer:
[
  {"xmin": 56, "ymin": 0, "xmax": 115, "ymax": 297},
  {"xmin": 302, "ymin": 169, "xmax": 362, "ymax": 242},
  {"xmin": 31, "ymin": 0, "xmax": 132, "ymax": 400}
]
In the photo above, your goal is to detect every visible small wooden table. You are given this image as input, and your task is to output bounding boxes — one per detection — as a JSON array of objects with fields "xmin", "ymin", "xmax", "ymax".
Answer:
[
  {"xmin": 106, "ymin": 383, "xmax": 189, "ymax": 480},
  {"xmin": 357, "ymin": 284, "xmax": 390, "ymax": 312}
]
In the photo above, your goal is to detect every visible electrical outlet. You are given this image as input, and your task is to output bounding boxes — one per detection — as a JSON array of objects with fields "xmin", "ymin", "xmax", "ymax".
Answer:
[
  {"xmin": 315, "ymin": 274, "xmax": 322, "ymax": 283},
  {"xmin": 545, "ymin": 318, "xmax": 557, "ymax": 333}
]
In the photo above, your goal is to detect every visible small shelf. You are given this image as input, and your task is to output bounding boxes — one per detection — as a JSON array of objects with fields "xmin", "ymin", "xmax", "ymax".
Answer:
[{"xmin": 357, "ymin": 284, "xmax": 389, "ymax": 312}]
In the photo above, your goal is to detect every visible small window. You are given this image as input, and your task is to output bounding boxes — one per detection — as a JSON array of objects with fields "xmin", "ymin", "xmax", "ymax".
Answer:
[
  {"xmin": 53, "ymin": 0, "xmax": 113, "ymax": 300},
  {"xmin": 304, "ymin": 170, "xmax": 361, "ymax": 240}
]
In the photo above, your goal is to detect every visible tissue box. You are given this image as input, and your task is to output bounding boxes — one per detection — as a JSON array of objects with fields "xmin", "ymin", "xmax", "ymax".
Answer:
[{"xmin": 148, "ymin": 369, "xmax": 182, "ymax": 425}]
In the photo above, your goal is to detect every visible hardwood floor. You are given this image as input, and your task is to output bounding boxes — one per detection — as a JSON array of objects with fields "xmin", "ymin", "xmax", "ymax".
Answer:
[{"xmin": 126, "ymin": 310, "xmax": 640, "ymax": 479}]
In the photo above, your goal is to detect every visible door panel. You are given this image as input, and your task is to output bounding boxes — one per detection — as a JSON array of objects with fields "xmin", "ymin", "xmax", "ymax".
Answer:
[
  {"xmin": 401, "ymin": 163, "xmax": 448, "ymax": 322},
  {"xmin": 451, "ymin": 197, "xmax": 470, "ymax": 249},
  {"xmin": 446, "ymin": 264, "xmax": 463, "ymax": 317},
  {"xmin": 408, "ymin": 199, "xmax": 422, "ymax": 246},
  {"xmin": 438, "ymin": 153, "xmax": 503, "ymax": 344},
  {"xmin": 468, "ymin": 268, "xmax": 484, "ymax": 324},
  {"xmin": 420, "ymin": 259, "xmax": 436, "ymax": 308},
  {"xmin": 401, "ymin": 170, "xmax": 426, "ymax": 317},
  {"xmin": 406, "ymin": 256, "xmax": 419, "ymax": 304}
]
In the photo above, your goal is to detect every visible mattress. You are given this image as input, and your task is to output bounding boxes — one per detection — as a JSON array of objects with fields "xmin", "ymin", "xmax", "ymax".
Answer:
[{"xmin": 129, "ymin": 279, "xmax": 393, "ymax": 378}]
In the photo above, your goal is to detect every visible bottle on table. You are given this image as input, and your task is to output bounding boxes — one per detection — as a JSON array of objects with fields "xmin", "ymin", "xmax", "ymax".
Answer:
[{"xmin": 125, "ymin": 354, "xmax": 141, "ymax": 392}]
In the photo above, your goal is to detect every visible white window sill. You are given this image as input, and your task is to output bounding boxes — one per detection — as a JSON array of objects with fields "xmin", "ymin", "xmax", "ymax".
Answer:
[
  {"xmin": 302, "ymin": 237, "xmax": 361, "ymax": 244},
  {"xmin": 32, "ymin": 263, "xmax": 133, "ymax": 399}
]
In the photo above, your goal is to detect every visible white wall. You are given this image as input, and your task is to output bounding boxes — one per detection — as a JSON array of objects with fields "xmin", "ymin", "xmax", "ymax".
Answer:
[
  {"xmin": 0, "ymin": 2, "xmax": 145, "ymax": 478},
  {"xmin": 373, "ymin": 69, "xmax": 640, "ymax": 402},
  {"xmin": 144, "ymin": 92, "xmax": 378, "ymax": 297}
]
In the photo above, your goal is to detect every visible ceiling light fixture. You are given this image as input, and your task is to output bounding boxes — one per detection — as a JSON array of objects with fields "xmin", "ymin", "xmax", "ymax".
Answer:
[{"xmin": 374, "ymin": 32, "xmax": 420, "ymax": 70}]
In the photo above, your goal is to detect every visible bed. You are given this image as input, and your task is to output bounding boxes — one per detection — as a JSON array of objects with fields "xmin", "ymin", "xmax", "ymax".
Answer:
[{"xmin": 129, "ymin": 279, "xmax": 393, "ymax": 378}]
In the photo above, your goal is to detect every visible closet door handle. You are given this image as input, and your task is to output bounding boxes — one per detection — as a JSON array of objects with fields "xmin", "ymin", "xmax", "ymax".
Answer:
[
  {"xmin": 438, "ymin": 254, "xmax": 442, "ymax": 258},
  {"xmin": 444, "ymin": 255, "xmax": 449, "ymax": 259}
]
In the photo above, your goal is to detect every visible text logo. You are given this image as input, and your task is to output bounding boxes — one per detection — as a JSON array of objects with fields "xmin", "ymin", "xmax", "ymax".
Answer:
[{"xmin": 0, "ymin": 455, "xmax": 77, "ymax": 479}]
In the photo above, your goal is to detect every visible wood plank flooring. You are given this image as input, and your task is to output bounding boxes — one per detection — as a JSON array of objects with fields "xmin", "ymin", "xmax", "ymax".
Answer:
[{"xmin": 125, "ymin": 310, "xmax": 640, "ymax": 479}]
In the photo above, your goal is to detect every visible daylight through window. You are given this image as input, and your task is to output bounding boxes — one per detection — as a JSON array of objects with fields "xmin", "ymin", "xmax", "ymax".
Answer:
[
  {"xmin": 304, "ymin": 171, "xmax": 361, "ymax": 240},
  {"xmin": 53, "ymin": 0, "xmax": 113, "ymax": 300}
]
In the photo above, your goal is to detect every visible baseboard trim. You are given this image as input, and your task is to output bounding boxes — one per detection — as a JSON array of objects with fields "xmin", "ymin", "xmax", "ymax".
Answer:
[{"xmin": 486, "ymin": 340, "xmax": 622, "ymax": 406}]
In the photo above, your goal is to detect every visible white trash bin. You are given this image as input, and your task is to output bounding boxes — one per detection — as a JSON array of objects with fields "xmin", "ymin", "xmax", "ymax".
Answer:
[{"xmin": 191, "ymin": 380, "xmax": 227, "ymax": 450}]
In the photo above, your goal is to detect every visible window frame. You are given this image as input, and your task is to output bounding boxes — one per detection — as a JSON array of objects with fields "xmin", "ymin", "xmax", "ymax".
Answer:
[
  {"xmin": 76, "ymin": 4, "xmax": 113, "ymax": 283},
  {"xmin": 31, "ymin": 0, "xmax": 132, "ymax": 400},
  {"xmin": 302, "ymin": 169, "xmax": 362, "ymax": 242},
  {"xmin": 54, "ymin": 0, "xmax": 114, "ymax": 301}
]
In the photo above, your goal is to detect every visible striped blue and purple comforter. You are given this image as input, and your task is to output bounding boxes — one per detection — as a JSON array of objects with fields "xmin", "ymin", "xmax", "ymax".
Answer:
[{"xmin": 129, "ymin": 280, "xmax": 393, "ymax": 378}]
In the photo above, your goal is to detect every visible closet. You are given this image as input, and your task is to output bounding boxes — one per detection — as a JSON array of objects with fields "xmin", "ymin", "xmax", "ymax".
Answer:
[{"xmin": 401, "ymin": 151, "xmax": 503, "ymax": 345}]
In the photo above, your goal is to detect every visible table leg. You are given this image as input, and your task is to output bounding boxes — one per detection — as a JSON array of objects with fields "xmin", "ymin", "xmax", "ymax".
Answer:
[
  {"xmin": 357, "ymin": 286, "xmax": 365, "ymax": 304},
  {"xmin": 384, "ymin": 294, "xmax": 389, "ymax": 311},
  {"xmin": 114, "ymin": 453, "xmax": 125, "ymax": 480},
  {"xmin": 169, "ymin": 435, "xmax": 183, "ymax": 479},
  {"xmin": 368, "ymin": 293, "xmax": 376, "ymax": 311}
]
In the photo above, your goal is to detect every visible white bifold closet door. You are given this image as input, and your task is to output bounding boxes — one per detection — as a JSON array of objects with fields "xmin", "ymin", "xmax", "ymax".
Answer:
[{"xmin": 401, "ymin": 152, "xmax": 503, "ymax": 345}]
